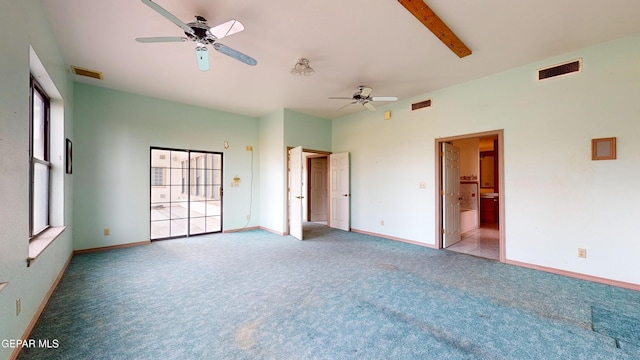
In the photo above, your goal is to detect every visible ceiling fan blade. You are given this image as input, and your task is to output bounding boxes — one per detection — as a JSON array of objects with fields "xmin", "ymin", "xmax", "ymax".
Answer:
[
  {"xmin": 212, "ymin": 43, "xmax": 257, "ymax": 66},
  {"xmin": 328, "ymin": 97, "xmax": 354, "ymax": 100},
  {"xmin": 371, "ymin": 96, "xmax": 398, "ymax": 102},
  {"xmin": 135, "ymin": 36, "xmax": 187, "ymax": 43},
  {"xmin": 208, "ymin": 20, "xmax": 244, "ymax": 40},
  {"xmin": 359, "ymin": 86, "xmax": 373, "ymax": 97},
  {"xmin": 364, "ymin": 102, "xmax": 376, "ymax": 111},
  {"xmin": 141, "ymin": 0, "xmax": 195, "ymax": 36},
  {"xmin": 196, "ymin": 47, "xmax": 209, "ymax": 71},
  {"xmin": 337, "ymin": 102, "xmax": 356, "ymax": 112}
]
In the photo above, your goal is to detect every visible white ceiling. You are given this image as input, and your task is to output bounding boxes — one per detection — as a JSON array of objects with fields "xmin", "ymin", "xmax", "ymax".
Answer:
[{"xmin": 41, "ymin": 0, "xmax": 640, "ymax": 119}]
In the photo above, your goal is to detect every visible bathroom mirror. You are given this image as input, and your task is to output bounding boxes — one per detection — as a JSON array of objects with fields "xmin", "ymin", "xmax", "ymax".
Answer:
[{"xmin": 480, "ymin": 152, "xmax": 494, "ymax": 189}]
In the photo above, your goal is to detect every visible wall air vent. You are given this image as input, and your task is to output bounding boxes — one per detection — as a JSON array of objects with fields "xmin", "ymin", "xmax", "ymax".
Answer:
[
  {"xmin": 411, "ymin": 98, "xmax": 432, "ymax": 111},
  {"xmin": 538, "ymin": 59, "xmax": 581, "ymax": 80},
  {"xmin": 70, "ymin": 66, "xmax": 103, "ymax": 80}
]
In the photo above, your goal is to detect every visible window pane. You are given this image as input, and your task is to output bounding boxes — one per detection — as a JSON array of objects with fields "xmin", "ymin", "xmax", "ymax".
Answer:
[
  {"xmin": 206, "ymin": 200, "xmax": 221, "ymax": 216},
  {"xmin": 212, "ymin": 185, "xmax": 221, "ymax": 201},
  {"xmin": 190, "ymin": 217, "xmax": 206, "ymax": 235},
  {"xmin": 210, "ymin": 154, "xmax": 222, "ymax": 169},
  {"xmin": 151, "ymin": 186, "xmax": 169, "ymax": 203},
  {"xmin": 151, "ymin": 149, "xmax": 170, "ymax": 167},
  {"xmin": 33, "ymin": 162, "xmax": 50, "ymax": 234},
  {"xmin": 212, "ymin": 170, "xmax": 222, "ymax": 185},
  {"xmin": 171, "ymin": 151, "xmax": 189, "ymax": 167},
  {"xmin": 32, "ymin": 90, "xmax": 46, "ymax": 160},
  {"xmin": 170, "ymin": 202, "xmax": 189, "ymax": 220},
  {"xmin": 190, "ymin": 201, "xmax": 206, "ymax": 218},
  {"xmin": 206, "ymin": 216, "xmax": 221, "ymax": 232},
  {"xmin": 151, "ymin": 203, "xmax": 170, "ymax": 221},
  {"xmin": 170, "ymin": 219, "xmax": 188, "ymax": 237},
  {"xmin": 151, "ymin": 167, "xmax": 165, "ymax": 186},
  {"xmin": 151, "ymin": 220, "xmax": 170, "ymax": 239},
  {"xmin": 169, "ymin": 185, "xmax": 184, "ymax": 202}
]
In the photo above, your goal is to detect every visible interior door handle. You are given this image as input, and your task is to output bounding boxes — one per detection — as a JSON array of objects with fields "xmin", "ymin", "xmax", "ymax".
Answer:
[
  {"xmin": 343, "ymin": 194, "xmax": 350, "ymax": 197},
  {"xmin": 296, "ymin": 196, "xmax": 304, "ymax": 199}
]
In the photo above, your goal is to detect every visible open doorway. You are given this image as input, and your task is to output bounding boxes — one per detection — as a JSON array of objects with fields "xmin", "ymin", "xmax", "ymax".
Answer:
[
  {"xmin": 287, "ymin": 147, "xmax": 350, "ymax": 240},
  {"xmin": 287, "ymin": 148, "xmax": 331, "ymax": 239},
  {"xmin": 307, "ymin": 154, "xmax": 329, "ymax": 225},
  {"xmin": 435, "ymin": 130, "xmax": 505, "ymax": 262}
]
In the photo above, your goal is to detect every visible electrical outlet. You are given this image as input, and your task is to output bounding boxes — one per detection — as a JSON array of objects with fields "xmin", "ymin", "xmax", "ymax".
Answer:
[
  {"xmin": 104, "ymin": 228, "xmax": 110, "ymax": 236},
  {"xmin": 246, "ymin": 214, "xmax": 251, "ymax": 220},
  {"xmin": 16, "ymin": 298, "xmax": 21, "ymax": 316},
  {"xmin": 380, "ymin": 220, "xmax": 384, "ymax": 226},
  {"xmin": 577, "ymin": 248, "xmax": 587, "ymax": 258}
]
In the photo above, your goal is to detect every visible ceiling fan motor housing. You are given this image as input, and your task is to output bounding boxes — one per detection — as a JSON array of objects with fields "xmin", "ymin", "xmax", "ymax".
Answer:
[{"xmin": 186, "ymin": 17, "xmax": 215, "ymax": 43}]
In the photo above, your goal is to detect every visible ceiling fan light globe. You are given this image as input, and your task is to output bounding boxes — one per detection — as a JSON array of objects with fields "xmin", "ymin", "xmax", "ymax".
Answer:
[{"xmin": 196, "ymin": 46, "xmax": 209, "ymax": 71}]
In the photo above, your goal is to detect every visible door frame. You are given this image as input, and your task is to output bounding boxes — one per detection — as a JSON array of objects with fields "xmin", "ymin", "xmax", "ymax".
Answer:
[
  {"xmin": 434, "ymin": 130, "xmax": 506, "ymax": 262},
  {"xmin": 286, "ymin": 147, "xmax": 332, "ymax": 235}
]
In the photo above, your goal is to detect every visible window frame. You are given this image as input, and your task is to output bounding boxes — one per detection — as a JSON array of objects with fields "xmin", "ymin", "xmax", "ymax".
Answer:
[{"xmin": 29, "ymin": 76, "xmax": 51, "ymax": 238}]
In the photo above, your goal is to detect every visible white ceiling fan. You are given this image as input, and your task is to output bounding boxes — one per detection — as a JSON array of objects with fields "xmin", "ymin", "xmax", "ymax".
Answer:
[
  {"xmin": 329, "ymin": 85, "xmax": 398, "ymax": 111},
  {"xmin": 135, "ymin": 0, "xmax": 257, "ymax": 71}
]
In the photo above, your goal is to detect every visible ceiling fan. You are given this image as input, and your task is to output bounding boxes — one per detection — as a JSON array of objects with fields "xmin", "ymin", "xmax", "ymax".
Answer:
[
  {"xmin": 329, "ymin": 86, "xmax": 398, "ymax": 111},
  {"xmin": 135, "ymin": 0, "xmax": 257, "ymax": 71}
]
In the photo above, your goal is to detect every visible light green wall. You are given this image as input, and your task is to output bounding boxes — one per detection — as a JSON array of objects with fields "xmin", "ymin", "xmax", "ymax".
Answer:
[
  {"xmin": 0, "ymin": 1, "xmax": 74, "ymax": 358},
  {"xmin": 333, "ymin": 32, "xmax": 640, "ymax": 285},
  {"xmin": 258, "ymin": 110, "xmax": 286, "ymax": 233},
  {"xmin": 73, "ymin": 84, "xmax": 259, "ymax": 250},
  {"xmin": 257, "ymin": 109, "xmax": 332, "ymax": 233},
  {"xmin": 284, "ymin": 109, "xmax": 332, "ymax": 151}
]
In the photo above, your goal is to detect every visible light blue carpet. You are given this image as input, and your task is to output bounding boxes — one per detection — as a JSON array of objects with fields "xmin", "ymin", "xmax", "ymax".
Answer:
[{"xmin": 18, "ymin": 224, "xmax": 640, "ymax": 359}]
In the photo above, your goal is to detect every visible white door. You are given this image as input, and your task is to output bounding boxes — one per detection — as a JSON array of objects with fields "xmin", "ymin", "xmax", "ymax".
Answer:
[
  {"xmin": 289, "ymin": 146, "xmax": 303, "ymax": 240},
  {"xmin": 442, "ymin": 143, "xmax": 461, "ymax": 247},
  {"xmin": 329, "ymin": 152, "xmax": 350, "ymax": 231}
]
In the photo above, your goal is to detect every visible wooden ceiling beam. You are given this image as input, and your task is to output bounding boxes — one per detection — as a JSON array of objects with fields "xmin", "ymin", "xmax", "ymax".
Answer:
[{"xmin": 398, "ymin": 0, "xmax": 472, "ymax": 58}]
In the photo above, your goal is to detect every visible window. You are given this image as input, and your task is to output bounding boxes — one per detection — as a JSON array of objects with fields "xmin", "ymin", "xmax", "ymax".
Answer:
[
  {"xmin": 150, "ymin": 148, "xmax": 223, "ymax": 240},
  {"xmin": 151, "ymin": 167, "xmax": 164, "ymax": 186},
  {"xmin": 30, "ymin": 77, "xmax": 51, "ymax": 237}
]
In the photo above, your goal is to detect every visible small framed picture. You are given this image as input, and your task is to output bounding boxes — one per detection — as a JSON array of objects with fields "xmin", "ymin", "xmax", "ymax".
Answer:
[
  {"xmin": 591, "ymin": 137, "xmax": 616, "ymax": 160},
  {"xmin": 66, "ymin": 138, "xmax": 73, "ymax": 174}
]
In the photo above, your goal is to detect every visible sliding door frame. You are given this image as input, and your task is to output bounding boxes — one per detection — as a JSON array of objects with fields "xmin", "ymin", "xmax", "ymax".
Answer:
[{"xmin": 150, "ymin": 146, "xmax": 223, "ymax": 240}]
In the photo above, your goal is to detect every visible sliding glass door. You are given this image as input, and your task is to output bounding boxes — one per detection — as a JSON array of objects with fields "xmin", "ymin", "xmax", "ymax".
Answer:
[{"xmin": 150, "ymin": 148, "xmax": 222, "ymax": 240}]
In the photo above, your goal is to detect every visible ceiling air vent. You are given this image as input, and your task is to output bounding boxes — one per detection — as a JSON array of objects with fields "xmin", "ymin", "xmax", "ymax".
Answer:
[
  {"xmin": 70, "ymin": 66, "xmax": 103, "ymax": 80},
  {"xmin": 411, "ymin": 98, "xmax": 432, "ymax": 111},
  {"xmin": 538, "ymin": 59, "xmax": 581, "ymax": 81}
]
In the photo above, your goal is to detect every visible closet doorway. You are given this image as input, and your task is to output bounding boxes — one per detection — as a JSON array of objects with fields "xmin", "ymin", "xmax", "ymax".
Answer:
[
  {"xmin": 150, "ymin": 147, "xmax": 223, "ymax": 240},
  {"xmin": 435, "ymin": 130, "xmax": 505, "ymax": 262}
]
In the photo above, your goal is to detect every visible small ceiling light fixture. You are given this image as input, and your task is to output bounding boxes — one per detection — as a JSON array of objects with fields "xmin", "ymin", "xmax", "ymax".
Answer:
[{"xmin": 290, "ymin": 58, "xmax": 315, "ymax": 76}]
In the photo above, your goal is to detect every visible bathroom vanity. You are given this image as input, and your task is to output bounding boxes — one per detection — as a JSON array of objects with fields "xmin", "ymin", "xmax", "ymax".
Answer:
[{"xmin": 480, "ymin": 193, "xmax": 499, "ymax": 224}]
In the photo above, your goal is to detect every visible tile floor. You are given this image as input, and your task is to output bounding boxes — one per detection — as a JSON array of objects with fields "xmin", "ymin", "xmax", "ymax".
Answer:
[{"xmin": 447, "ymin": 223, "xmax": 500, "ymax": 260}]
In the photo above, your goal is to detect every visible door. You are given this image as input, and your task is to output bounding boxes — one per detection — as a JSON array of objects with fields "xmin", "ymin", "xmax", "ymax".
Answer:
[
  {"xmin": 289, "ymin": 146, "xmax": 304, "ymax": 240},
  {"xmin": 150, "ymin": 148, "xmax": 222, "ymax": 240},
  {"xmin": 442, "ymin": 143, "xmax": 461, "ymax": 247},
  {"xmin": 329, "ymin": 152, "xmax": 350, "ymax": 231},
  {"xmin": 309, "ymin": 157, "xmax": 328, "ymax": 222}
]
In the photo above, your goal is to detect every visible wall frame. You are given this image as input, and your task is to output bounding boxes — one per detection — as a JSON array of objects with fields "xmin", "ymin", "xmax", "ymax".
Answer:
[{"xmin": 591, "ymin": 137, "xmax": 616, "ymax": 160}]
